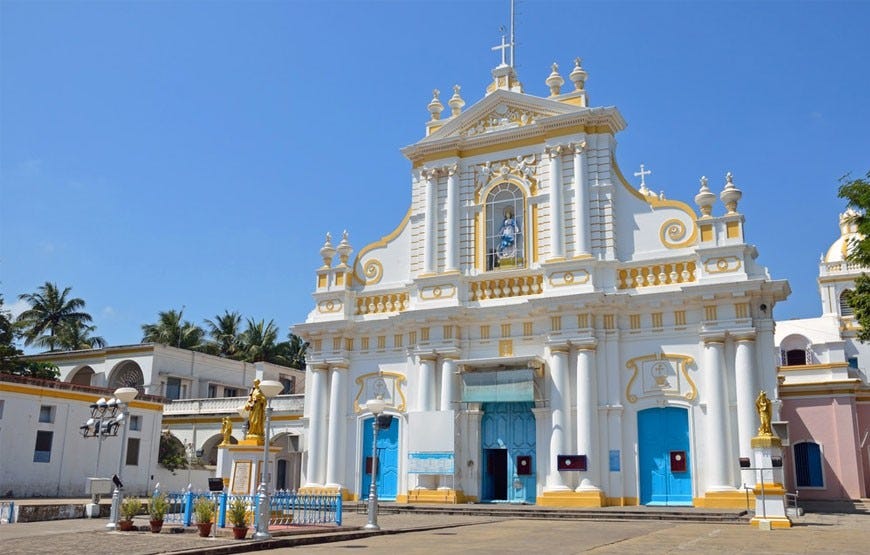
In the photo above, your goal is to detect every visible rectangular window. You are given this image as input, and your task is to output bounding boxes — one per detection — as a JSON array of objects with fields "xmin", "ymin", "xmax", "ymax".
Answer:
[
  {"xmin": 377, "ymin": 336, "xmax": 386, "ymax": 350},
  {"xmin": 224, "ymin": 388, "xmax": 238, "ymax": 398},
  {"xmin": 129, "ymin": 415, "xmax": 141, "ymax": 431},
  {"xmin": 421, "ymin": 327, "xmax": 430, "ymax": 341},
  {"xmin": 550, "ymin": 316, "xmax": 562, "ymax": 332},
  {"xmin": 577, "ymin": 313, "xmax": 589, "ymax": 328},
  {"xmin": 651, "ymin": 312, "xmax": 663, "ymax": 329},
  {"xmin": 629, "ymin": 314, "xmax": 641, "ymax": 330},
  {"xmin": 126, "ymin": 437, "xmax": 140, "ymax": 466},
  {"xmin": 208, "ymin": 384, "xmax": 218, "ymax": 398},
  {"xmin": 674, "ymin": 310, "xmax": 687, "ymax": 327},
  {"xmin": 501, "ymin": 323, "xmax": 511, "ymax": 338},
  {"xmin": 480, "ymin": 325, "xmax": 490, "ymax": 340},
  {"xmin": 603, "ymin": 314, "xmax": 615, "ymax": 329},
  {"xmin": 0, "ymin": 399, "xmax": 4, "ymax": 419},
  {"xmin": 394, "ymin": 334, "xmax": 403, "ymax": 348},
  {"xmin": 848, "ymin": 357, "xmax": 859, "ymax": 369},
  {"xmin": 523, "ymin": 322, "xmax": 533, "ymax": 337},
  {"xmin": 361, "ymin": 337, "xmax": 370, "ymax": 351},
  {"xmin": 443, "ymin": 325, "xmax": 453, "ymax": 340},
  {"xmin": 408, "ymin": 332, "xmax": 416, "ymax": 345},
  {"xmin": 33, "ymin": 430, "xmax": 53, "ymax": 463},
  {"xmin": 345, "ymin": 338, "xmax": 354, "ymax": 351},
  {"xmin": 165, "ymin": 377, "xmax": 181, "ymax": 400},
  {"xmin": 39, "ymin": 405, "xmax": 54, "ymax": 423},
  {"xmin": 280, "ymin": 376, "xmax": 295, "ymax": 395},
  {"xmin": 333, "ymin": 337, "xmax": 342, "ymax": 351},
  {"xmin": 705, "ymin": 305, "xmax": 718, "ymax": 321}
]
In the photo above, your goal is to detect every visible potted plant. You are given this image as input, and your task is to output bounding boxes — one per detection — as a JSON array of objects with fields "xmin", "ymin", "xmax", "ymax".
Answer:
[
  {"xmin": 119, "ymin": 496, "xmax": 141, "ymax": 531},
  {"xmin": 147, "ymin": 493, "xmax": 169, "ymax": 533},
  {"xmin": 193, "ymin": 496, "xmax": 215, "ymax": 537},
  {"xmin": 227, "ymin": 497, "xmax": 250, "ymax": 540}
]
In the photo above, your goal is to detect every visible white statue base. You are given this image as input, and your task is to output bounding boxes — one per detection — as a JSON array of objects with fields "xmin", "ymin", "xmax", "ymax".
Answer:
[
  {"xmin": 749, "ymin": 435, "xmax": 792, "ymax": 530},
  {"xmin": 218, "ymin": 441, "xmax": 281, "ymax": 496}
]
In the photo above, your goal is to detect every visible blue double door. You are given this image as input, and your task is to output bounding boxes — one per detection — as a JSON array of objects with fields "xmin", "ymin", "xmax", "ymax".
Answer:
[
  {"xmin": 638, "ymin": 407, "xmax": 693, "ymax": 506},
  {"xmin": 481, "ymin": 402, "xmax": 536, "ymax": 503},
  {"xmin": 360, "ymin": 416, "xmax": 399, "ymax": 501}
]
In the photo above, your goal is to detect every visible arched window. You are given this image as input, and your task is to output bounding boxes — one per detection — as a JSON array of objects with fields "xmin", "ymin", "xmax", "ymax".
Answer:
[
  {"xmin": 108, "ymin": 360, "xmax": 145, "ymax": 391},
  {"xmin": 486, "ymin": 182, "xmax": 525, "ymax": 271},
  {"xmin": 793, "ymin": 441, "xmax": 824, "ymax": 488},
  {"xmin": 783, "ymin": 349, "xmax": 808, "ymax": 366},
  {"xmin": 840, "ymin": 290, "xmax": 854, "ymax": 317}
]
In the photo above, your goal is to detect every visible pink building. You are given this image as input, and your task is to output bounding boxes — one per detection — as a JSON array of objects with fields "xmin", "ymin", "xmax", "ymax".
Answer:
[{"xmin": 775, "ymin": 210, "xmax": 870, "ymax": 500}]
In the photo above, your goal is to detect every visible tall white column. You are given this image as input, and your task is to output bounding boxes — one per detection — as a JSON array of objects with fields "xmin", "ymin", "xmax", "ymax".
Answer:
[
  {"xmin": 756, "ymin": 318, "xmax": 780, "ymax": 419},
  {"xmin": 704, "ymin": 338, "xmax": 732, "ymax": 491},
  {"xmin": 546, "ymin": 346, "xmax": 570, "ymax": 491},
  {"xmin": 445, "ymin": 164, "xmax": 459, "ymax": 272},
  {"xmin": 548, "ymin": 146, "xmax": 565, "ymax": 260},
  {"xmin": 424, "ymin": 170, "xmax": 438, "ymax": 274},
  {"xmin": 304, "ymin": 364, "xmax": 329, "ymax": 486},
  {"xmin": 324, "ymin": 364, "xmax": 347, "ymax": 488},
  {"xmin": 734, "ymin": 335, "xmax": 758, "ymax": 485},
  {"xmin": 575, "ymin": 346, "xmax": 600, "ymax": 490},
  {"xmin": 573, "ymin": 143, "xmax": 590, "ymax": 256},
  {"xmin": 418, "ymin": 355, "xmax": 436, "ymax": 412},
  {"xmin": 440, "ymin": 356, "xmax": 457, "ymax": 411}
]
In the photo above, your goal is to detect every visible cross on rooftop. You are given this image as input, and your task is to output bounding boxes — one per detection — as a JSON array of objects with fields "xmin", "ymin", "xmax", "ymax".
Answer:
[
  {"xmin": 492, "ymin": 34, "xmax": 511, "ymax": 67},
  {"xmin": 634, "ymin": 164, "xmax": 652, "ymax": 190}
]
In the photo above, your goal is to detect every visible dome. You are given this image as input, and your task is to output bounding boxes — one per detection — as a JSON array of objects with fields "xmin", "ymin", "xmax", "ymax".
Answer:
[{"xmin": 824, "ymin": 209, "xmax": 862, "ymax": 263}]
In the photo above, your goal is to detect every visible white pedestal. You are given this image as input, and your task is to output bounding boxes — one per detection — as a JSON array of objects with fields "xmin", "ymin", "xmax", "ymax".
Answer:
[
  {"xmin": 749, "ymin": 436, "xmax": 792, "ymax": 529},
  {"xmin": 221, "ymin": 443, "xmax": 281, "ymax": 496}
]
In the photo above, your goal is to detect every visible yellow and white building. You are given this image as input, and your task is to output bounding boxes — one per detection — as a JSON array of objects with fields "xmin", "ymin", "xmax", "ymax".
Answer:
[{"xmin": 296, "ymin": 52, "xmax": 790, "ymax": 507}]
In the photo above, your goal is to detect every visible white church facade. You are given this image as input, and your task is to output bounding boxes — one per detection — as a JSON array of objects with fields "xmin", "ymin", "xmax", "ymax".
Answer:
[{"xmin": 296, "ymin": 53, "xmax": 789, "ymax": 507}]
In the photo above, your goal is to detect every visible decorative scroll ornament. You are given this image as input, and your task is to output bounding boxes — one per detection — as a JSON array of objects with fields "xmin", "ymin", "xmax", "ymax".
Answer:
[
  {"xmin": 474, "ymin": 154, "xmax": 538, "ymax": 198},
  {"xmin": 462, "ymin": 103, "xmax": 545, "ymax": 137},
  {"xmin": 362, "ymin": 259, "xmax": 384, "ymax": 285},
  {"xmin": 625, "ymin": 353, "xmax": 697, "ymax": 403},
  {"xmin": 659, "ymin": 218, "xmax": 695, "ymax": 249}
]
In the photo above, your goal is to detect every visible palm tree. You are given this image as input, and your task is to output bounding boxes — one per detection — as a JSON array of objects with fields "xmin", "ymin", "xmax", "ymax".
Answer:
[
  {"xmin": 56, "ymin": 322, "xmax": 107, "ymax": 351},
  {"xmin": 141, "ymin": 309, "xmax": 205, "ymax": 350},
  {"xmin": 285, "ymin": 333, "xmax": 309, "ymax": 370},
  {"xmin": 17, "ymin": 282, "xmax": 93, "ymax": 351},
  {"xmin": 238, "ymin": 318, "xmax": 285, "ymax": 364},
  {"xmin": 203, "ymin": 310, "xmax": 243, "ymax": 358}
]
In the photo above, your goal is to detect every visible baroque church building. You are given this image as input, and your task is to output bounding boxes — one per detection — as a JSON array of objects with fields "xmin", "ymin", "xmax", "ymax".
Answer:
[{"xmin": 295, "ymin": 53, "xmax": 789, "ymax": 508}]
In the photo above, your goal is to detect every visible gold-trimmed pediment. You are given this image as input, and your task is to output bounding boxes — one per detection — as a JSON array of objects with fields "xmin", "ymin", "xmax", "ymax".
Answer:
[{"xmin": 625, "ymin": 353, "xmax": 697, "ymax": 404}]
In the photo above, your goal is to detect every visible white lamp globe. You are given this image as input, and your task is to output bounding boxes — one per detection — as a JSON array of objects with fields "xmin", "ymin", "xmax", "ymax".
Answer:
[
  {"xmin": 259, "ymin": 380, "xmax": 284, "ymax": 399},
  {"xmin": 114, "ymin": 387, "xmax": 138, "ymax": 403},
  {"xmin": 365, "ymin": 397, "xmax": 387, "ymax": 415}
]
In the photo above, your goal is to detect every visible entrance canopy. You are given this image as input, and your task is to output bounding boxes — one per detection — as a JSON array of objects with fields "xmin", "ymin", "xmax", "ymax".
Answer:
[{"xmin": 456, "ymin": 355, "xmax": 545, "ymax": 403}]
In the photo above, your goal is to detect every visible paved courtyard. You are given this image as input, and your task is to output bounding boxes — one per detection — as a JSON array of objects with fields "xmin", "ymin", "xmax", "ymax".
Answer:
[{"xmin": 0, "ymin": 510, "xmax": 867, "ymax": 555}]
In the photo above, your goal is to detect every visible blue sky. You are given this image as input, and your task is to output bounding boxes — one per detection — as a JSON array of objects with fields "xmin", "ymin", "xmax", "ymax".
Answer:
[{"xmin": 2, "ymin": 0, "xmax": 868, "ymax": 351}]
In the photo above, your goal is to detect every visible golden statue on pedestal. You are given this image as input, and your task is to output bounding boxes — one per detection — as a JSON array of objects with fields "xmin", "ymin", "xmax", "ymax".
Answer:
[
  {"xmin": 219, "ymin": 416, "xmax": 233, "ymax": 446},
  {"xmin": 244, "ymin": 379, "xmax": 266, "ymax": 440},
  {"xmin": 755, "ymin": 390, "xmax": 773, "ymax": 437}
]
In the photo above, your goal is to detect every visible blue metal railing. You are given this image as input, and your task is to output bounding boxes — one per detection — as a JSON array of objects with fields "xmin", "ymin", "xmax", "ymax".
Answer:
[
  {"xmin": 160, "ymin": 489, "xmax": 342, "ymax": 529},
  {"xmin": 0, "ymin": 501, "xmax": 14, "ymax": 524}
]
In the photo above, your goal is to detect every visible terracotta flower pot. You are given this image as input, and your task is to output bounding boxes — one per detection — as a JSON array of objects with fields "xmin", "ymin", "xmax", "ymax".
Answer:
[
  {"xmin": 197, "ymin": 522, "xmax": 212, "ymax": 537},
  {"xmin": 150, "ymin": 519, "xmax": 163, "ymax": 533},
  {"xmin": 118, "ymin": 520, "xmax": 135, "ymax": 532},
  {"xmin": 232, "ymin": 526, "xmax": 248, "ymax": 540}
]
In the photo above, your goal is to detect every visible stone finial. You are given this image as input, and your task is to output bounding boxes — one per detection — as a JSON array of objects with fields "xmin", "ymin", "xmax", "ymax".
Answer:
[
  {"xmin": 336, "ymin": 230, "xmax": 353, "ymax": 266},
  {"xmin": 546, "ymin": 62, "xmax": 564, "ymax": 97},
  {"xmin": 448, "ymin": 85, "xmax": 465, "ymax": 117},
  {"xmin": 569, "ymin": 57, "xmax": 587, "ymax": 91},
  {"xmin": 695, "ymin": 176, "xmax": 716, "ymax": 217},
  {"xmin": 839, "ymin": 207, "xmax": 860, "ymax": 235},
  {"xmin": 720, "ymin": 171, "xmax": 742, "ymax": 214},
  {"xmin": 320, "ymin": 232, "xmax": 336, "ymax": 267},
  {"xmin": 427, "ymin": 89, "xmax": 444, "ymax": 121}
]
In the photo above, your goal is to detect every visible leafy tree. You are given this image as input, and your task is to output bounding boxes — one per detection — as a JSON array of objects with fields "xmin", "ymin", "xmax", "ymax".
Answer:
[
  {"xmin": 838, "ymin": 171, "xmax": 870, "ymax": 341},
  {"xmin": 238, "ymin": 318, "xmax": 284, "ymax": 364},
  {"xmin": 203, "ymin": 310, "xmax": 243, "ymax": 358},
  {"xmin": 141, "ymin": 309, "xmax": 205, "ymax": 349},
  {"xmin": 285, "ymin": 333, "xmax": 309, "ymax": 370},
  {"xmin": 16, "ymin": 282, "xmax": 94, "ymax": 351},
  {"xmin": 57, "ymin": 322, "xmax": 107, "ymax": 351},
  {"xmin": 0, "ymin": 294, "xmax": 24, "ymax": 374},
  {"xmin": 158, "ymin": 432, "xmax": 188, "ymax": 473}
]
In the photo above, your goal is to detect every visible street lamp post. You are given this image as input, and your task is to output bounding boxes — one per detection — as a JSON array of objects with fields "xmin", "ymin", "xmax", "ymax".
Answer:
[
  {"xmin": 363, "ymin": 396, "xmax": 387, "ymax": 531},
  {"xmin": 105, "ymin": 387, "xmax": 139, "ymax": 531},
  {"xmin": 252, "ymin": 380, "xmax": 283, "ymax": 541}
]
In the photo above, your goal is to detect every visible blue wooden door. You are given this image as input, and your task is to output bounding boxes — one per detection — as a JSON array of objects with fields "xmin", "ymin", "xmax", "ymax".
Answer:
[
  {"xmin": 638, "ymin": 407, "xmax": 692, "ymax": 506},
  {"xmin": 481, "ymin": 402, "xmax": 536, "ymax": 503},
  {"xmin": 361, "ymin": 416, "xmax": 399, "ymax": 501}
]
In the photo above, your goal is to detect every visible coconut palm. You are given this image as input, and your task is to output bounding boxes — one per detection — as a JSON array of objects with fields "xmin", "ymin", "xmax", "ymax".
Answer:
[
  {"xmin": 141, "ymin": 309, "xmax": 205, "ymax": 349},
  {"xmin": 285, "ymin": 333, "xmax": 309, "ymax": 370},
  {"xmin": 17, "ymin": 282, "xmax": 93, "ymax": 351},
  {"xmin": 56, "ymin": 322, "xmax": 107, "ymax": 351},
  {"xmin": 238, "ymin": 318, "xmax": 285, "ymax": 364},
  {"xmin": 203, "ymin": 310, "xmax": 243, "ymax": 358}
]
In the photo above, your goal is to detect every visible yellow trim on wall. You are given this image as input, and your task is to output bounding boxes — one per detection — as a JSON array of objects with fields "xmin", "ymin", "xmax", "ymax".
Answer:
[
  {"xmin": 352, "ymin": 207, "xmax": 412, "ymax": 285},
  {"xmin": 0, "ymin": 382, "xmax": 163, "ymax": 411}
]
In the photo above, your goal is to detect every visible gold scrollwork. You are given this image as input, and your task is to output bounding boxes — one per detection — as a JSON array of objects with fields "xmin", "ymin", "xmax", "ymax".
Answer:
[
  {"xmin": 625, "ymin": 353, "xmax": 697, "ymax": 403},
  {"xmin": 419, "ymin": 284, "xmax": 456, "ymax": 300},
  {"xmin": 548, "ymin": 270, "xmax": 590, "ymax": 287},
  {"xmin": 704, "ymin": 256, "xmax": 742, "ymax": 274},
  {"xmin": 659, "ymin": 218, "xmax": 695, "ymax": 249},
  {"xmin": 362, "ymin": 259, "xmax": 384, "ymax": 285},
  {"xmin": 317, "ymin": 299, "xmax": 342, "ymax": 313}
]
